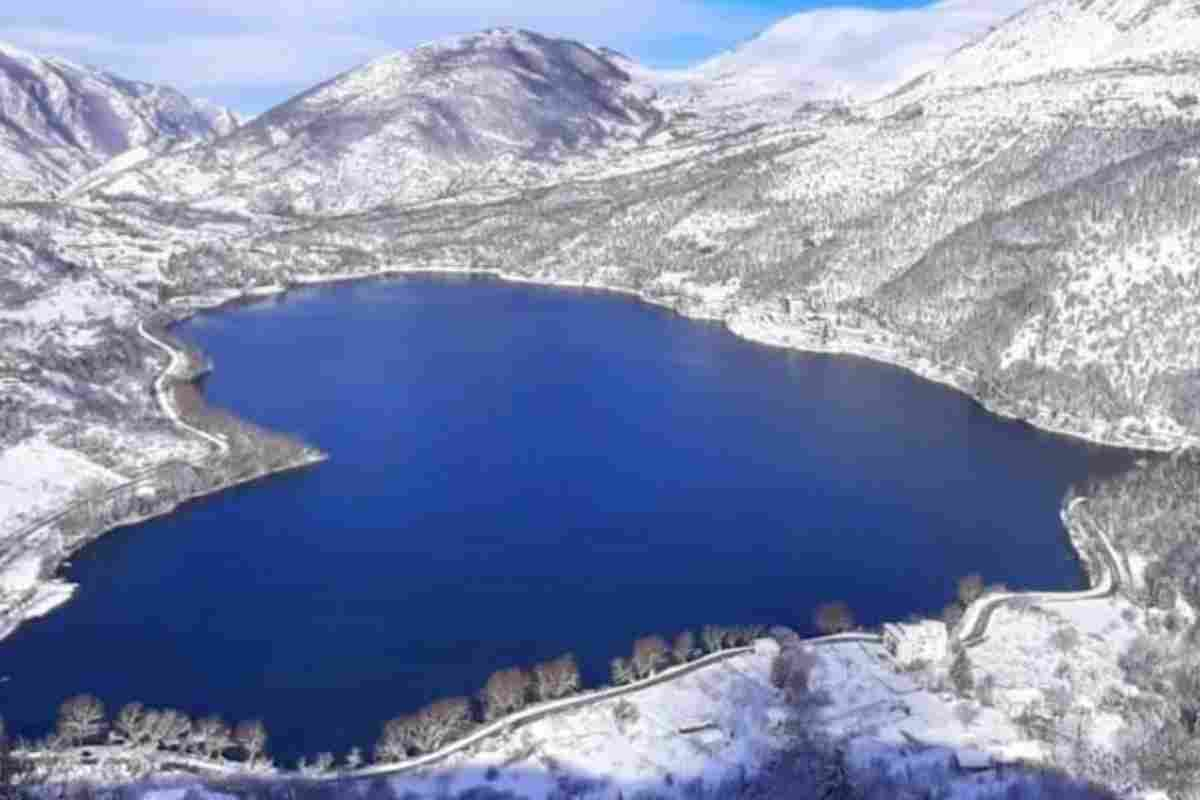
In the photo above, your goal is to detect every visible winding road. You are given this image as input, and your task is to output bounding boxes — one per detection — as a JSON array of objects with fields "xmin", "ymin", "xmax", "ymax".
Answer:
[
  {"xmin": 957, "ymin": 498, "xmax": 1119, "ymax": 648},
  {"xmin": 136, "ymin": 320, "xmax": 229, "ymax": 456}
]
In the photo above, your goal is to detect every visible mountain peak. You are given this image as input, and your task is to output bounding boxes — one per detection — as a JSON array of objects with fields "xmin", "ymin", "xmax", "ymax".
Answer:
[
  {"xmin": 97, "ymin": 30, "xmax": 660, "ymax": 213},
  {"xmin": 0, "ymin": 39, "xmax": 241, "ymax": 202},
  {"xmin": 660, "ymin": 0, "xmax": 1029, "ymax": 111}
]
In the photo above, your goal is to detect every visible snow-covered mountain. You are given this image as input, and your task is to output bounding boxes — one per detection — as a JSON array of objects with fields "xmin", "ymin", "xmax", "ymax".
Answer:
[
  {"xmin": 909, "ymin": 0, "xmax": 1200, "ymax": 96},
  {"xmin": 647, "ymin": 0, "xmax": 1031, "ymax": 116},
  {"xmin": 6, "ymin": 3, "xmax": 1200, "ymax": 794},
  {"xmin": 0, "ymin": 40, "xmax": 239, "ymax": 203},
  {"xmin": 88, "ymin": 29, "xmax": 663, "ymax": 214}
]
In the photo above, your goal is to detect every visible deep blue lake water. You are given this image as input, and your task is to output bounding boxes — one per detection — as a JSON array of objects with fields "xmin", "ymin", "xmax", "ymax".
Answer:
[{"xmin": 1, "ymin": 277, "xmax": 1134, "ymax": 764}]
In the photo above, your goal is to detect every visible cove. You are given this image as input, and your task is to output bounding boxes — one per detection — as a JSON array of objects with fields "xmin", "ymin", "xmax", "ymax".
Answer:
[{"xmin": 0, "ymin": 276, "xmax": 1135, "ymax": 764}]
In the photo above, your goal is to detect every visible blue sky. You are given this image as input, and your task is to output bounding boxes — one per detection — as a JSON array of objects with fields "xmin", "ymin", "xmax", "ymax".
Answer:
[{"xmin": 0, "ymin": 0, "xmax": 1007, "ymax": 114}]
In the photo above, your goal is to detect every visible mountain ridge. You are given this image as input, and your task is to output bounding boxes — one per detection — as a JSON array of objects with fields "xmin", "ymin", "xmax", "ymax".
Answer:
[
  {"xmin": 82, "ymin": 28, "xmax": 663, "ymax": 214},
  {"xmin": 0, "ymin": 38, "xmax": 239, "ymax": 203},
  {"xmin": 3, "ymin": 5, "xmax": 1200, "ymax": 794}
]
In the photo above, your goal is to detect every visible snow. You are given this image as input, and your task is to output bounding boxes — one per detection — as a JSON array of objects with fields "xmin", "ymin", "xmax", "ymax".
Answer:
[
  {"xmin": 378, "ymin": 642, "xmax": 789, "ymax": 796},
  {"xmin": 0, "ymin": 438, "xmax": 125, "ymax": 539},
  {"xmin": 3, "ymin": 5, "xmax": 1200, "ymax": 795},
  {"xmin": 0, "ymin": 38, "xmax": 240, "ymax": 202},
  {"xmin": 917, "ymin": 0, "xmax": 1200, "ymax": 96},
  {"xmin": 687, "ymin": 0, "xmax": 1031, "ymax": 105},
  {"xmin": 65, "ymin": 145, "xmax": 157, "ymax": 198}
]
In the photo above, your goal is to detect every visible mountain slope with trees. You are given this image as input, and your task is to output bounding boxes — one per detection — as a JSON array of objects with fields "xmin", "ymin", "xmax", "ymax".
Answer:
[
  {"xmin": 3, "ymin": 2, "xmax": 1200, "ymax": 796},
  {"xmin": 82, "ymin": 29, "xmax": 664, "ymax": 214},
  {"xmin": 0, "ymin": 41, "xmax": 238, "ymax": 203}
]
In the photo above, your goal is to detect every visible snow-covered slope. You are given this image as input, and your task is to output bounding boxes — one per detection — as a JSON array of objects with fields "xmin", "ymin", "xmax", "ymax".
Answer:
[
  {"xmin": 648, "ymin": 0, "xmax": 1031, "ymax": 117},
  {"xmin": 911, "ymin": 0, "xmax": 1200, "ymax": 96},
  {"xmin": 6, "ymin": 4, "xmax": 1200, "ymax": 794},
  {"xmin": 0, "ymin": 39, "xmax": 238, "ymax": 203},
  {"xmin": 91, "ymin": 29, "xmax": 663, "ymax": 214}
]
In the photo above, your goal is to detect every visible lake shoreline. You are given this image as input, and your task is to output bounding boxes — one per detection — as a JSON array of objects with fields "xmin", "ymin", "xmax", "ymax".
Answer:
[
  {"xmin": 0, "ymin": 312, "xmax": 329, "ymax": 646},
  {"xmin": 3, "ymin": 264, "xmax": 1169, "ymax": 650},
  {"xmin": 173, "ymin": 266, "xmax": 1196, "ymax": 454},
  {"xmin": 0, "ymin": 265, "xmax": 1169, "ymax": 761}
]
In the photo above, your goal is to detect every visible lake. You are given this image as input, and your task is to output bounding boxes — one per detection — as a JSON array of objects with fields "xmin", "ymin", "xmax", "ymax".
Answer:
[{"xmin": 0, "ymin": 276, "xmax": 1134, "ymax": 764}]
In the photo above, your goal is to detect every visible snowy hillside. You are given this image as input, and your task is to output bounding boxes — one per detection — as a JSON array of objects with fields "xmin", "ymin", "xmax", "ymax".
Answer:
[
  {"xmin": 0, "ymin": 40, "xmax": 239, "ymax": 203},
  {"xmin": 910, "ymin": 0, "xmax": 1200, "ymax": 96},
  {"xmin": 644, "ymin": 0, "xmax": 1030, "ymax": 116},
  {"xmin": 87, "ymin": 29, "xmax": 664, "ymax": 214},
  {"xmin": 150, "ymin": 0, "xmax": 1200, "ymax": 452},
  {"xmin": 5, "ymin": 1, "xmax": 1200, "ymax": 795}
]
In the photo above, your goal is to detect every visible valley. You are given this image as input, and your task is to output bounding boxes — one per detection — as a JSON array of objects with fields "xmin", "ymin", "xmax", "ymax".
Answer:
[{"xmin": 3, "ymin": 0, "xmax": 1200, "ymax": 796}]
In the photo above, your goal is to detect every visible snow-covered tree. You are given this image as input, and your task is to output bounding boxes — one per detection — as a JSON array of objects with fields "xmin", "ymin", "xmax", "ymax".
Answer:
[
  {"xmin": 814, "ymin": 602, "xmax": 855, "ymax": 635},
  {"xmin": 533, "ymin": 654, "xmax": 581, "ymax": 700},
  {"xmin": 193, "ymin": 715, "xmax": 233, "ymax": 760},
  {"xmin": 631, "ymin": 636, "xmax": 669, "ymax": 679},
  {"xmin": 57, "ymin": 694, "xmax": 106, "ymax": 746},
  {"xmin": 234, "ymin": 719, "xmax": 268, "ymax": 765},
  {"xmin": 611, "ymin": 657, "xmax": 635, "ymax": 686},
  {"xmin": 481, "ymin": 667, "xmax": 533, "ymax": 720},
  {"xmin": 672, "ymin": 630, "xmax": 696, "ymax": 663}
]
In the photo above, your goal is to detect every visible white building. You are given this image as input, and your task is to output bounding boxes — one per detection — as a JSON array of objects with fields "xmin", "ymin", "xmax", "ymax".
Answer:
[{"xmin": 882, "ymin": 621, "xmax": 949, "ymax": 666}]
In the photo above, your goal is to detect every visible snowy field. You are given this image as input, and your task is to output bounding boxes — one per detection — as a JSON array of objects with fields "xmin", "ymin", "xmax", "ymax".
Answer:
[{"xmin": 0, "ymin": 439, "xmax": 125, "ymax": 540}]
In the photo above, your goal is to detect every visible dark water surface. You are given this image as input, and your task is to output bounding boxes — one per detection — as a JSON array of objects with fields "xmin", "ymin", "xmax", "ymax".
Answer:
[{"xmin": 1, "ymin": 277, "xmax": 1134, "ymax": 763}]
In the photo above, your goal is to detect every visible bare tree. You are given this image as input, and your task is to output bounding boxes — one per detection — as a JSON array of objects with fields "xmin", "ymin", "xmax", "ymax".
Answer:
[
  {"xmin": 375, "ymin": 716, "xmax": 413, "ymax": 763},
  {"xmin": 234, "ymin": 720, "xmax": 268, "ymax": 765},
  {"xmin": 631, "ymin": 635, "xmax": 670, "ymax": 679},
  {"xmin": 193, "ymin": 715, "xmax": 233, "ymax": 760},
  {"xmin": 57, "ymin": 695, "xmax": 106, "ymax": 746},
  {"xmin": 957, "ymin": 574, "xmax": 986, "ymax": 606},
  {"xmin": 149, "ymin": 709, "xmax": 192, "ymax": 752},
  {"xmin": 611, "ymin": 657, "xmax": 635, "ymax": 686},
  {"xmin": 113, "ymin": 702, "xmax": 148, "ymax": 747},
  {"xmin": 770, "ymin": 646, "xmax": 818, "ymax": 704},
  {"xmin": 344, "ymin": 746, "xmax": 364, "ymax": 770},
  {"xmin": 533, "ymin": 654, "xmax": 581, "ymax": 700},
  {"xmin": 408, "ymin": 698, "xmax": 473, "ymax": 753},
  {"xmin": 814, "ymin": 602, "xmax": 856, "ymax": 635},
  {"xmin": 302, "ymin": 753, "xmax": 336, "ymax": 777},
  {"xmin": 481, "ymin": 667, "xmax": 533, "ymax": 720},
  {"xmin": 726, "ymin": 625, "xmax": 765, "ymax": 647},
  {"xmin": 701, "ymin": 625, "xmax": 727, "ymax": 653},
  {"xmin": 672, "ymin": 630, "xmax": 696, "ymax": 664}
]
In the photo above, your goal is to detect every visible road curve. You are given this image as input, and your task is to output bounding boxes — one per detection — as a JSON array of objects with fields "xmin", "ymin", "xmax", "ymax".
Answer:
[
  {"xmin": 137, "ymin": 320, "xmax": 230, "ymax": 456},
  {"xmin": 957, "ymin": 498, "xmax": 1119, "ymax": 649}
]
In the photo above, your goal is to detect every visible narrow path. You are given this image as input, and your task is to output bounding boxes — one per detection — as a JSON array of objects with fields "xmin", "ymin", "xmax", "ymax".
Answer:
[{"xmin": 137, "ymin": 320, "xmax": 230, "ymax": 456}]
